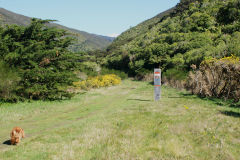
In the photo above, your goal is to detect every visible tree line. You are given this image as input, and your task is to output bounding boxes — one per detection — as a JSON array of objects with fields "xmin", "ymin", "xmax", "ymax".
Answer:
[{"xmin": 103, "ymin": 0, "xmax": 240, "ymax": 101}]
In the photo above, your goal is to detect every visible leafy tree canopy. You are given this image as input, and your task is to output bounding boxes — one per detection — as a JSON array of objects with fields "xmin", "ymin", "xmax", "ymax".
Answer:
[{"xmin": 0, "ymin": 19, "xmax": 78, "ymax": 101}]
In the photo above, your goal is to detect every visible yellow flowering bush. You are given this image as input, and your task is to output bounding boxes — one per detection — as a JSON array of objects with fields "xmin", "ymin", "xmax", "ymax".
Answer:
[
  {"xmin": 219, "ymin": 54, "xmax": 239, "ymax": 64},
  {"xmin": 202, "ymin": 54, "xmax": 239, "ymax": 65},
  {"xmin": 73, "ymin": 74, "xmax": 121, "ymax": 90},
  {"xmin": 186, "ymin": 55, "xmax": 240, "ymax": 102}
]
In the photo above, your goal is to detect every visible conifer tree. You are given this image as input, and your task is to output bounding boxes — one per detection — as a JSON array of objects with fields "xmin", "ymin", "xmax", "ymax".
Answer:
[{"xmin": 0, "ymin": 19, "xmax": 77, "ymax": 101}]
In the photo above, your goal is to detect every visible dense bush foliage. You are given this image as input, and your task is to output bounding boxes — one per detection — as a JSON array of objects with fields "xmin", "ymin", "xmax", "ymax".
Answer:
[
  {"xmin": 0, "ymin": 61, "xmax": 20, "ymax": 102},
  {"xmin": 0, "ymin": 19, "xmax": 78, "ymax": 101},
  {"xmin": 78, "ymin": 61, "xmax": 100, "ymax": 77},
  {"xmin": 73, "ymin": 74, "xmax": 121, "ymax": 90},
  {"xmin": 100, "ymin": 67, "xmax": 128, "ymax": 80},
  {"xmin": 104, "ymin": 0, "xmax": 240, "ymax": 78},
  {"xmin": 162, "ymin": 68, "xmax": 188, "ymax": 89},
  {"xmin": 186, "ymin": 56, "xmax": 240, "ymax": 102}
]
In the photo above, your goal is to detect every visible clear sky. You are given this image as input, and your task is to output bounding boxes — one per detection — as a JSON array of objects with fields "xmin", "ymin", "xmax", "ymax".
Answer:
[{"xmin": 0, "ymin": 0, "xmax": 179, "ymax": 37}]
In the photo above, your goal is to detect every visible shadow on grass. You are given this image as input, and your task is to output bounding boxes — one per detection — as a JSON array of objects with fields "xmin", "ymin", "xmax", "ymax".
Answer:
[
  {"xmin": 77, "ymin": 92, "xmax": 87, "ymax": 95},
  {"xmin": 220, "ymin": 111, "xmax": 240, "ymax": 118},
  {"xmin": 148, "ymin": 81, "xmax": 154, "ymax": 85},
  {"xmin": 3, "ymin": 140, "xmax": 11, "ymax": 145},
  {"xmin": 168, "ymin": 93, "xmax": 197, "ymax": 99},
  {"xmin": 177, "ymin": 92, "xmax": 240, "ymax": 108},
  {"xmin": 127, "ymin": 99, "xmax": 151, "ymax": 102},
  {"xmin": 203, "ymin": 97, "xmax": 240, "ymax": 108},
  {"xmin": 230, "ymin": 103, "xmax": 240, "ymax": 108},
  {"xmin": 121, "ymin": 87, "xmax": 136, "ymax": 90},
  {"xmin": 168, "ymin": 96, "xmax": 184, "ymax": 98}
]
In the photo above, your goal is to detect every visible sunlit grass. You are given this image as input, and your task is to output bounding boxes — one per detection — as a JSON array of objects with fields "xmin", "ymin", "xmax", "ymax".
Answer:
[{"xmin": 0, "ymin": 80, "xmax": 239, "ymax": 160}]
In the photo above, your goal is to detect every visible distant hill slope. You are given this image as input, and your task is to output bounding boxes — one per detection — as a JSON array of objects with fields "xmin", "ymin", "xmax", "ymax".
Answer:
[
  {"xmin": 107, "ymin": 7, "xmax": 176, "ymax": 52},
  {"xmin": 106, "ymin": 0, "xmax": 196, "ymax": 53},
  {"xmin": 105, "ymin": 0, "xmax": 240, "ymax": 76},
  {"xmin": 0, "ymin": 8, "xmax": 114, "ymax": 52}
]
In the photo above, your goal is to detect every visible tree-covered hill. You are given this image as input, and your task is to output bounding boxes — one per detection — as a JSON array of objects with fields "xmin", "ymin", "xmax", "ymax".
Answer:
[
  {"xmin": 0, "ymin": 8, "xmax": 114, "ymax": 52},
  {"xmin": 107, "ymin": 7, "xmax": 176, "ymax": 53},
  {"xmin": 105, "ymin": 0, "xmax": 240, "ymax": 76}
]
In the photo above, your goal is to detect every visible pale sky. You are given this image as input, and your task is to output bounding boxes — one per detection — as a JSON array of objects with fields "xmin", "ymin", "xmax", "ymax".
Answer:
[{"xmin": 0, "ymin": 0, "xmax": 180, "ymax": 37}]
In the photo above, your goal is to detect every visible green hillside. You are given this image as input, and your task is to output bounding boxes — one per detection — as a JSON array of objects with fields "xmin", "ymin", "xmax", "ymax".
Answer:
[
  {"xmin": 107, "ymin": 7, "xmax": 176, "ymax": 53},
  {"xmin": 105, "ymin": 0, "xmax": 240, "ymax": 76},
  {"xmin": 0, "ymin": 8, "xmax": 114, "ymax": 52}
]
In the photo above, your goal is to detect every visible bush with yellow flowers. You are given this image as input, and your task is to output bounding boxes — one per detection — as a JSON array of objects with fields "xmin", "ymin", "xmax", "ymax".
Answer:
[
  {"xmin": 186, "ymin": 55, "xmax": 240, "ymax": 102},
  {"xmin": 73, "ymin": 74, "xmax": 121, "ymax": 90}
]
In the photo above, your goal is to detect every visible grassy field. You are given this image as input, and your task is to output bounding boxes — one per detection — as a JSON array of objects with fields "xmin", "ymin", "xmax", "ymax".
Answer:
[{"xmin": 0, "ymin": 80, "xmax": 239, "ymax": 160}]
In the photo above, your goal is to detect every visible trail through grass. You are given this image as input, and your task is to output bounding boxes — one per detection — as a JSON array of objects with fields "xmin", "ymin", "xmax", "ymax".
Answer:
[{"xmin": 0, "ymin": 80, "xmax": 239, "ymax": 160}]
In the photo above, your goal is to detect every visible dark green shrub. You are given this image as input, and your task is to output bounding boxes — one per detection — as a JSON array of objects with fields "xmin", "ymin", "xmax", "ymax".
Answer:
[
  {"xmin": 78, "ymin": 62, "xmax": 99, "ymax": 77},
  {"xmin": 162, "ymin": 68, "xmax": 188, "ymax": 89},
  {"xmin": 217, "ymin": 0, "xmax": 240, "ymax": 25},
  {"xmin": 163, "ymin": 68, "xmax": 188, "ymax": 81},
  {"xmin": 0, "ymin": 61, "xmax": 21, "ymax": 102},
  {"xmin": 0, "ymin": 19, "xmax": 77, "ymax": 101}
]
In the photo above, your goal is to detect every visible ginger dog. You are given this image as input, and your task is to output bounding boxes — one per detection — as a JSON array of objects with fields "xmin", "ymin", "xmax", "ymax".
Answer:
[{"xmin": 10, "ymin": 127, "xmax": 25, "ymax": 145}]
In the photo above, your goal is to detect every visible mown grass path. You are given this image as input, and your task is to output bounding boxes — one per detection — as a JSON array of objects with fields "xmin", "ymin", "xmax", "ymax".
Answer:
[{"xmin": 0, "ymin": 80, "xmax": 239, "ymax": 160}]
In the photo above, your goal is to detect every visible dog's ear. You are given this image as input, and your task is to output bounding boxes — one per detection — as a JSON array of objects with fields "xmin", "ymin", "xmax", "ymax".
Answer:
[{"xmin": 11, "ymin": 130, "xmax": 15, "ymax": 137}]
